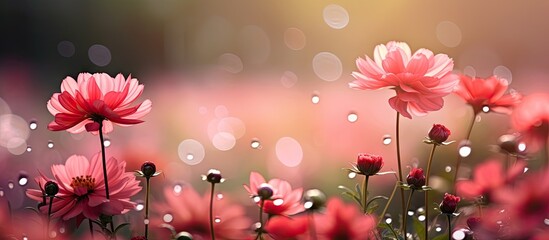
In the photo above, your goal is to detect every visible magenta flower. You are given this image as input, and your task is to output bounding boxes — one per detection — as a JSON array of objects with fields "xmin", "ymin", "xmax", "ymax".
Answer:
[
  {"xmin": 406, "ymin": 167, "xmax": 426, "ymax": 189},
  {"xmin": 153, "ymin": 186, "xmax": 251, "ymax": 239},
  {"xmin": 511, "ymin": 93, "xmax": 549, "ymax": 152},
  {"xmin": 264, "ymin": 215, "xmax": 309, "ymax": 239},
  {"xmin": 243, "ymin": 172, "xmax": 304, "ymax": 216},
  {"xmin": 25, "ymin": 153, "xmax": 141, "ymax": 225},
  {"xmin": 356, "ymin": 153, "xmax": 384, "ymax": 176},
  {"xmin": 427, "ymin": 123, "xmax": 451, "ymax": 144},
  {"xmin": 439, "ymin": 193, "xmax": 460, "ymax": 214},
  {"xmin": 454, "ymin": 74, "xmax": 522, "ymax": 115},
  {"xmin": 315, "ymin": 198, "xmax": 376, "ymax": 239},
  {"xmin": 350, "ymin": 41, "xmax": 458, "ymax": 118},
  {"xmin": 47, "ymin": 73, "xmax": 152, "ymax": 134}
]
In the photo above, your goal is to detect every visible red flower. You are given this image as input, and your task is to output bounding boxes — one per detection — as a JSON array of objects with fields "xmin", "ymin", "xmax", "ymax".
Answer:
[
  {"xmin": 454, "ymin": 74, "xmax": 522, "ymax": 115},
  {"xmin": 264, "ymin": 215, "xmax": 309, "ymax": 239},
  {"xmin": 315, "ymin": 198, "xmax": 376, "ymax": 239},
  {"xmin": 511, "ymin": 93, "xmax": 549, "ymax": 152},
  {"xmin": 243, "ymin": 172, "xmax": 304, "ymax": 216},
  {"xmin": 439, "ymin": 193, "xmax": 460, "ymax": 214},
  {"xmin": 356, "ymin": 153, "xmax": 384, "ymax": 176},
  {"xmin": 456, "ymin": 159, "xmax": 525, "ymax": 201},
  {"xmin": 47, "ymin": 73, "xmax": 152, "ymax": 134},
  {"xmin": 350, "ymin": 41, "xmax": 458, "ymax": 118},
  {"xmin": 427, "ymin": 124, "xmax": 451, "ymax": 144},
  {"xmin": 406, "ymin": 167, "xmax": 425, "ymax": 189}
]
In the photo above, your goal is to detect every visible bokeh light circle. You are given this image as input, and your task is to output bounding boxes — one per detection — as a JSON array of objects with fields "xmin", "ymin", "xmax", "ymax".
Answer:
[
  {"xmin": 275, "ymin": 137, "xmax": 303, "ymax": 167},
  {"xmin": 436, "ymin": 21, "xmax": 462, "ymax": 48},
  {"xmin": 178, "ymin": 139, "xmax": 206, "ymax": 165},
  {"xmin": 88, "ymin": 44, "xmax": 112, "ymax": 67},
  {"xmin": 284, "ymin": 28, "xmax": 306, "ymax": 50},
  {"xmin": 323, "ymin": 4, "xmax": 350, "ymax": 29},
  {"xmin": 312, "ymin": 52, "xmax": 342, "ymax": 81}
]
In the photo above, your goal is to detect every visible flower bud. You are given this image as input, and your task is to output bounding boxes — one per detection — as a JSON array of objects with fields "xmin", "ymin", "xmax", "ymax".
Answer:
[
  {"xmin": 439, "ymin": 193, "xmax": 460, "ymax": 214},
  {"xmin": 428, "ymin": 124, "xmax": 451, "ymax": 144},
  {"xmin": 303, "ymin": 189, "xmax": 327, "ymax": 211},
  {"xmin": 206, "ymin": 169, "xmax": 222, "ymax": 184},
  {"xmin": 498, "ymin": 134, "xmax": 519, "ymax": 154},
  {"xmin": 356, "ymin": 153, "xmax": 383, "ymax": 176},
  {"xmin": 175, "ymin": 232, "xmax": 193, "ymax": 240},
  {"xmin": 140, "ymin": 161, "xmax": 157, "ymax": 178},
  {"xmin": 257, "ymin": 183, "xmax": 274, "ymax": 200},
  {"xmin": 44, "ymin": 181, "xmax": 59, "ymax": 196},
  {"xmin": 406, "ymin": 167, "xmax": 426, "ymax": 189}
]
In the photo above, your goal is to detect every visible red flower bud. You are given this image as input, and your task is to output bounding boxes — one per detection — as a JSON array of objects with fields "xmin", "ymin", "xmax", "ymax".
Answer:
[
  {"xmin": 428, "ymin": 124, "xmax": 451, "ymax": 144},
  {"xmin": 140, "ymin": 161, "xmax": 157, "ymax": 178},
  {"xmin": 440, "ymin": 193, "xmax": 460, "ymax": 214},
  {"xmin": 356, "ymin": 153, "xmax": 383, "ymax": 176},
  {"xmin": 406, "ymin": 167, "xmax": 425, "ymax": 189}
]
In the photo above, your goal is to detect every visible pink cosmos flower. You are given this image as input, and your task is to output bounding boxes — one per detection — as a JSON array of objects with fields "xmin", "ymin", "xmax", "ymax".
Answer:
[
  {"xmin": 47, "ymin": 73, "xmax": 152, "ymax": 134},
  {"xmin": 456, "ymin": 159, "xmax": 525, "ymax": 201},
  {"xmin": 26, "ymin": 153, "xmax": 141, "ymax": 225},
  {"xmin": 454, "ymin": 74, "xmax": 522, "ymax": 115},
  {"xmin": 511, "ymin": 93, "xmax": 549, "ymax": 152},
  {"xmin": 243, "ymin": 172, "xmax": 304, "ymax": 216},
  {"xmin": 350, "ymin": 41, "xmax": 458, "ymax": 118},
  {"xmin": 153, "ymin": 186, "xmax": 251, "ymax": 240},
  {"xmin": 315, "ymin": 198, "xmax": 376, "ymax": 239}
]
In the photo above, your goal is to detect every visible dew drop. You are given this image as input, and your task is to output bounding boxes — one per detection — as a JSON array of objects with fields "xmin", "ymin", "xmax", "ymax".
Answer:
[
  {"xmin": 173, "ymin": 184, "xmax": 183, "ymax": 194},
  {"xmin": 347, "ymin": 112, "xmax": 358, "ymax": 123},
  {"xmin": 445, "ymin": 166, "xmax": 452, "ymax": 173},
  {"xmin": 253, "ymin": 196, "xmax": 261, "ymax": 203},
  {"xmin": 435, "ymin": 225, "xmax": 442, "ymax": 232},
  {"xmin": 144, "ymin": 219, "xmax": 150, "ymax": 225},
  {"xmin": 7, "ymin": 181, "xmax": 14, "ymax": 189},
  {"xmin": 254, "ymin": 222, "xmax": 262, "ymax": 230},
  {"xmin": 418, "ymin": 215, "xmax": 426, "ymax": 222},
  {"xmin": 407, "ymin": 210, "xmax": 414, "ymax": 216},
  {"xmin": 273, "ymin": 199, "xmax": 284, "ymax": 206},
  {"xmin": 518, "ymin": 142, "xmax": 526, "ymax": 152},
  {"xmin": 385, "ymin": 217, "xmax": 392, "ymax": 224},
  {"xmin": 304, "ymin": 201, "xmax": 313, "ymax": 209},
  {"xmin": 135, "ymin": 200, "xmax": 144, "ymax": 211},
  {"xmin": 22, "ymin": 237, "xmax": 28, "ymax": 240},
  {"xmin": 0, "ymin": 190, "xmax": 3, "ymax": 197},
  {"xmin": 459, "ymin": 145, "xmax": 472, "ymax": 158},
  {"xmin": 18, "ymin": 173, "xmax": 28, "ymax": 186},
  {"xmin": 482, "ymin": 105, "xmax": 490, "ymax": 113},
  {"xmin": 348, "ymin": 172, "xmax": 357, "ymax": 179},
  {"xmin": 382, "ymin": 135, "xmax": 392, "ymax": 145},
  {"xmin": 452, "ymin": 229, "xmax": 466, "ymax": 240},
  {"xmin": 311, "ymin": 94, "xmax": 320, "ymax": 104},
  {"xmin": 163, "ymin": 213, "xmax": 174, "ymax": 223},
  {"xmin": 186, "ymin": 154, "xmax": 194, "ymax": 161},
  {"xmin": 544, "ymin": 218, "xmax": 549, "ymax": 225},
  {"xmin": 103, "ymin": 139, "xmax": 111, "ymax": 147},
  {"xmin": 250, "ymin": 139, "xmax": 261, "ymax": 149},
  {"xmin": 29, "ymin": 121, "xmax": 38, "ymax": 130},
  {"xmin": 214, "ymin": 217, "xmax": 221, "ymax": 223},
  {"xmin": 524, "ymin": 167, "xmax": 529, "ymax": 173},
  {"xmin": 26, "ymin": 146, "xmax": 32, "ymax": 152},
  {"xmin": 416, "ymin": 207, "xmax": 425, "ymax": 214},
  {"xmin": 47, "ymin": 140, "xmax": 54, "ymax": 149}
]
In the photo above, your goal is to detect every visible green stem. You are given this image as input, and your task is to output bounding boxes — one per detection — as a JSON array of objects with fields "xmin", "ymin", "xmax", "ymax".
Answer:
[
  {"xmin": 89, "ymin": 218, "xmax": 94, "ymax": 238},
  {"xmin": 453, "ymin": 113, "xmax": 476, "ymax": 186},
  {"xmin": 378, "ymin": 181, "xmax": 399, "ymax": 225},
  {"xmin": 362, "ymin": 175, "xmax": 370, "ymax": 214},
  {"xmin": 255, "ymin": 200, "xmax": 265, "ymax": 240},
  {"xmin": 447, "ymin": 215, "xmax": 452, "ymax": 240},
  {"xmin": 403, "ymin": 190, "xmax": 414, "ymax": 237},
  {"xmin": 395, "ymin": 113, "xmax": 406, "ymax": 237},
  {"xmin": 308, "ymin": 212, "xmax": 317, "ymax": 240},
  {"xmin": 209, "ymin": 182, "xmax": 216, "ymax": 240},
  {"xmin": 425, "ymin": 144, "xmax": 437, "ymax": 240},
  {"xmin": 145, "ymin": 178, "xmax": 151, "ymax": 239},
  {"xmin": 98, "ymin": 121, "xmax": 115, "ymax": 239},
  {"xmin": 47, "ymin": 196, "xmax": 54, "ymax": 239}
]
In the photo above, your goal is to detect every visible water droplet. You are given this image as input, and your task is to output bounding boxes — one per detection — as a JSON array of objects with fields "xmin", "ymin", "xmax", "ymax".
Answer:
[
  {"xmin": 29, "ymin": 121, "xmax": 38, "ymax": 130},
  {"xmin": 144, "ymin": 219, "xmax": 150, "ymax": 225},
  {"xmin": 18, "ymin": 173, "xmax": 28, "ymax": 186},
  {"xmin": 458, "ymin": 141, "xmax": 472, "ymax": 157},
  {"xmin": 7, "ymin": 181, "xmax": 14, "ymax": 189},
  {"xmin": 382, "ymin": 135, "xmax": 392, "ymax": 145},
  {"xmin": 103, "ymin": 139, "xmax": 111, "ymax": 147},
  {"xmin": 348, "ymin": 172, "xmax": 357, "ymax": 179},
  {"xmin": 173, "ymin": 184, "xmax": 183, "ymax": 194},
  {"xmin": 311, "ymin": 94, "xmax": 320, "ymax": 104},
  {"xmin": 0, "ymin": 190, "xmax": 4, "ymax": 197},
  {"xmin": 214, "ymin": 217, "xmax": 221, "ymax": 223},
  {"xmin": 254, "ymin": 222, "xmax": 262, "ymax": 230},
  {"xmin": 323, "ymin": 4, "xmax": 349, "ymax": 29},
  {"xmin": 273, "ymin": 199, "xmax": 284, "ymax": 206},
  {"xmin": 406, "ymin": 233, "xmax": 412, "ymax": 239},
  {"xmin": 475, "ymin": 115, "xmax": 482, "ymax": 122},
  {"xmin": 250, "ymin": 139, "xmax": 261, "ymax": 149},
  {"xmin": 452, "ymin": 229, "xmax": 466, "ymax": 240},
  {"xmin": 544, "ymin": 219, "xmax": 549, "ymax": 225},
  {"xmin": 22, "ymin": 237, "xmax": 28, "ymax": 240},
  {"xmin": 524, "ymin": 167, "xmax": 529, "ymax": 173},
  {"xmin": 186, "ymin": 154, "xmax": 194, "ymax": 160},
  {"xmin": 26, "ymin": 146, "xmax": 32, "ymax": 152},
  {"xmin": 418, "ymin": 215, "xmax": 426, "ymax": 222},
  {"xmin": 135, "ymin": 201, "xmax": 144, "ymax": 211},
  {"xmin": 216, "ymin": 193, "xmax": 224, "ymax": 200},
  {"xmin": 435, "ymin": 225, "xmax": 442, "ymax": 232},
  {"xmin": 518, "ymin": 142, "xmax": 527, "ymax": 152},
  {"xmin": 47, "ymin": 140, "xmax": 54, "ymax": 149},
  {"xmin": 163, "ymin": 213, "xmax": 173, "ymax": 223},
  {"xmin": 416, "ymin": 207, "xmax": 425, "ymax": 213},
  {"xmin": 482, "ymin": 105, "xmax": 490, "ymax": 113},
  {"xmin": 347, "ymin": 112, "xmax": 358, "ymax": 123},
  {"xmin": 253, "ymin": 196, "xmax": 261, "ymax": 203},
  {"xmin": 445, "ymin": 166, "xmax": 452, "ymax": 173},
  {"xmin": 407, "ymin": 210, "xmax": 414, "ymax": 216},
  {"xmin": 304, "ymin": 201, "xmax": 313, "ymax": 209},
  {"xmin": 385, "ymin": 217, "xmax": 392, "ymax": 224}
]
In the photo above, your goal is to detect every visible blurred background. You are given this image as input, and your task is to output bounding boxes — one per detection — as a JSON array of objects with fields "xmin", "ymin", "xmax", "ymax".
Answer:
[{"xmin": 1, "ymin": 0, "xmax": 549, "ymax": 234}]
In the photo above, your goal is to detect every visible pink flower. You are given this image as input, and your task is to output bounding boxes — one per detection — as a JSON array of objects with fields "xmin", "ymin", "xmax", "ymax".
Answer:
[
  {"xmin": 315, "ymin": 198, "xmax": 376, "ymax": 239},
  {"xmin": 356, "ymin": 153, "xmax": 384, "ymax": 176},
  {"xmin": 427, "ymin": 123, "xmax": 451, "ymax": 144},
  {"xmin": 350, "ymin": 41, "xmax": 458, "ymax": 118},
  {"xmin": 264, "ymin": 215, "xmax": 309, "ymax": 239},
  {"xmin": 47, "ymin": 73, "xmax": 152, "ymax": 134},
  {"xmin": 456, "ymin": 160, "xmax": 525, "ymax": 201},
  {"xmin": 454, "ymin": 74, "xmax": 522, "ymax": 115},
  {"xmin": 243, "ymin": 172, "xmax": 304, "ymax": 216},
  {"xmin": 511, "ymin": 93, "xmax": 549, "ymax": 152},
  {"xmin": 439, "ymin": 193, "xmax": 460, "ymax": 214},
  {"xmin": 153, "ymin": 186, "xmax": 251, "ymax": 239},
  {"xmin": 406, "ymin": 167, "xmax": 426, "ymax": 189},
  {"xmin": 26, "ymin": 153, "xmax": 141, "ymax": 225}
]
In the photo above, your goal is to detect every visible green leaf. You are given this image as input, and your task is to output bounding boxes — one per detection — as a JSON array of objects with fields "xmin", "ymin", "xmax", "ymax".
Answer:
[
  {"xmin": 355, "ymin": 183, "xmax": 363, "ymax": 200},
  {"xmin": 114, "ymin": 222, "xmax": 130, "ymax": 233},
  {"xmin": 432, "ymin": 233, "xmax": 449, "ymax": 240},
  {"xmin": 366, "ymin": 195, "xmax": 388, "ymax": 211},
  {"xmin": 412, "ymin": 216, "xmax": 426, "ymax": 240}
]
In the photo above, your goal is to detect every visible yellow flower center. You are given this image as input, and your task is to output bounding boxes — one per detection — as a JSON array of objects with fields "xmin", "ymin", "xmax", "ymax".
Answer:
[{"xmin": 70, "ymin": 175, "xmax": 95, "ymax": 191}]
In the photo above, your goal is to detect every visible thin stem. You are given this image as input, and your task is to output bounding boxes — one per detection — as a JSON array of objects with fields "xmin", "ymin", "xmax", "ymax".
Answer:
[
  {"xmin": 47, "ymin": 197, "xmax": 54, "ymax": 238},
  {"xmin": 447, "ymin": 215, "xmax": 452, "ymax": 240},
  {"xmin": 453, "ymin": 113, "xmax": 477, "ymax": 185},
  {"xmin": 145, "ymin": 178, "xmax": 151, "ymax": 239},
  {"xmin": 362, "ymin": 175, "xmax": 370, "ymax": 214},
  {"xmin": 425, "ymin": 144, "xmax": 437, "ymax": 240},
  {"xmin": 98, "ymin": 121, "xmax": 110, "ymax": 199},
  {"xmin": 308, "ymin": 212, "xmax": 317, "ymax": 240},
  {"xmin": 395, "ymin": 113, "xmax": 406, "ymax": 236},
  {"xmin": 255, "ymin": 200, "xmax": 265, "ymax": 240},
  {"xmin": 403, "ymin": 190, "xmax": 414, "ymax": 237},
  {"xmin": 543, "ymin": 124, "xmax": 549, "ymax": 167},
  {"xmin": 378, "ymin": 181, "xmax": 399, "ymax": 225},
  {"xmin": 209, "ymin": 182, "xmax": 216, "ymax": 240},
  {"xmin": 477, "ymin": 202, "xmax": 483, "ymax": 217},
  {"xmin": 89, "ymin": 218, "xmax": 94, "ymax": 238}
]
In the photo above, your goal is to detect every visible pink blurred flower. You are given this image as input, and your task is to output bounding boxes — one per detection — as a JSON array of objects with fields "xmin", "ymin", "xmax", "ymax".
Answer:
[
  {"xmin": 47, "ymin": 73, "xmax": 152, "ymax": 134},
  {"xmin": 264, "ymin": 215, "xmax": 309, "ymax": 239},
  {"xmin": 456, "ymin": 160, "xmax": 525, "ymax": 201},
  {"xmin": 243, "ymin": 172, "xmax": 304, "ymax": 216},
  {"xmin": 153, "ymin": 186, "xmax": 251, "ymax": 239},
  {"xmin": 454, "ymin": 74, "xmax": 522, "ymax": 115},
  {"xmin": 315, "ymin": 198, "xmax": 376, "ymax": 239},
  {"xmin": 350, "ymin": 41, "xmax": 458, "ymax": 118},
  {"xmin": 511, "ymin": 93, "xmax": 549, "ymax": 152},
  {"xmin": 26, "ymin": 153, "xmax": 141, "ymax": 225}
]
